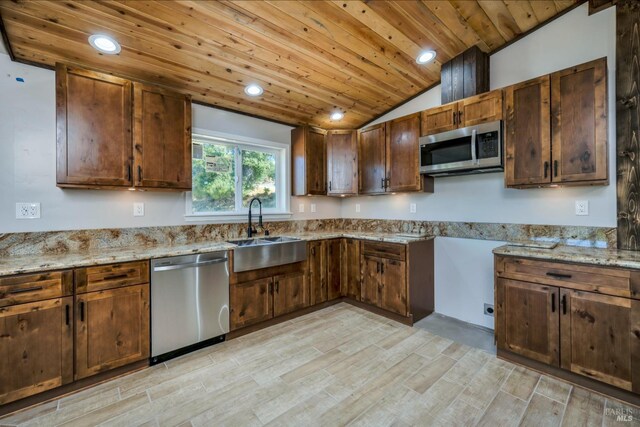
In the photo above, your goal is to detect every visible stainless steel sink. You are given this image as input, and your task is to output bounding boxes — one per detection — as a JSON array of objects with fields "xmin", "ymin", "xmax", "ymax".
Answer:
[{"xmin": 228, "ymin": 236, "xmax": 307, "ymax": 272}]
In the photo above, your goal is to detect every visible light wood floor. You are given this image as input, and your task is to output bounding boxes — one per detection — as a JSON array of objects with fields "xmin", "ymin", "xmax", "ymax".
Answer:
[{"xmin": 1, "ymin": 303, "xmax": 638, "ymax": 427}]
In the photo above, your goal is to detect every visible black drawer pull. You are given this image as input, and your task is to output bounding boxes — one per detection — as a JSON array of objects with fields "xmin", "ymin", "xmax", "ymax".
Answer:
[
  {"xmin": 546, "ymin": 272, "xmax": 572, "ymax": 279},
  {"xmin": 551, "ymin": 294, "xmax": 556, "ymax": 312},
  {"xmin": 8, "ymin": 286, "xmax": 43, "ymax": 295},
  {"xmin": 65, "ymin": 304, "xmax": 70, "ymax": 326},
  {"xmin": 544, "ymin": 161, "xmax": 549, "ymax": 178},
  {"xmin": 562, "ymin": 295, "xmax": 567, "ymax": 315},
  {"xmin": 553, "ymin": 160, "xmax": 558, "ymax": 177},
  {"xmin": 80, "ymin": 301, "xmax": 85, "ymax": 322},
  {"xmin": 104, "ymin": 274, "xmax": 129, "ymax": 281}
]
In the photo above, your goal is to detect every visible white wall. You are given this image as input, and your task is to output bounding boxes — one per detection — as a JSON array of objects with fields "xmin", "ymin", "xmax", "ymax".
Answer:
[
  {"xmin": 342, "ymin": 3, "xmax": 616, "ymax": 327},
  {"xmin": 0, "ymin": 53, "xmax": 340, "ymax": 233}
]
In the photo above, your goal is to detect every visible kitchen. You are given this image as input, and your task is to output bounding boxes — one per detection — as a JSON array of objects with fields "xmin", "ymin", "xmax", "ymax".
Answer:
[{"xmin": 0, "ymin": 0, "xmax": 635, "ymax": 425}]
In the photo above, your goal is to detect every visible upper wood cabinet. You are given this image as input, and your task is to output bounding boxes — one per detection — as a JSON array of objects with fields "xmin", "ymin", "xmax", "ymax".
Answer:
[
  {"xmin": 421, "ymin": 90, "xmax": 503, "ymax": 136},
  {"xmin": 133, "ymin": 83, "xmax": 192, "ymax": 190},
  {"xmin": 358, "ymin": 123, "xmax": 387, "ymax": 195},
  {"xmin": 326, "ymin": 130, "xmax": 358, "ymax": 196},
  {"xmin": 56, "ymin": 64, "xmax": 192, "ymax": 191},
  {"xmin": 291, "ymin": 126, "xmax": 327, "ymax": 196},
  {"xmin": 386, "ymin": 113, "xmax": 422, "ymax": 192},
  {"xmin": 56, "ymin": 65, "xmax": 133, "ymax": 188},
  {"xmin": 505, "ymin": 58, "xmax": 608, "ymax": 188}
]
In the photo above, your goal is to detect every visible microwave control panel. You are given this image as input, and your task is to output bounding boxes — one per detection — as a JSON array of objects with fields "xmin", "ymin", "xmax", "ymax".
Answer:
[{"xmin": 477, "ymin": 131, "xmax": 500, "ymax": 159}]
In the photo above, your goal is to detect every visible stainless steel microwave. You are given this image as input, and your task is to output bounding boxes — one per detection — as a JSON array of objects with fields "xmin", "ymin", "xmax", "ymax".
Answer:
[{"xmin": 419, "ymin": 120, "xmax": 503, "ymax": 176}]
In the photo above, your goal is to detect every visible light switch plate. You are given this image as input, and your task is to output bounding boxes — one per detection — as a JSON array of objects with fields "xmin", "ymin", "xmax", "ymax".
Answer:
[
  {"xmin": 410, "ymin": 203, "xmax": 417, "ymax": 214},
  {"xmin": 15, "ymin": 202, "xmax": 40, "ymax": 219},
  {"xmin": 355, "ymin": 203, "xmax": 361, "ymax": 213},
  {"xmin": 133, "ymin": 202, "xmax": 145, "ymax": 217},
  {"xmin": 298, "ymin": 203, "xmax": 305, "ymax": 213},
  {"xmin": 310, "ymin": 203, "xmax": 317, "ymax": 213},
  {"xmin": 575, "ymin": 200, "xmax": 589, "ymax": 216}
]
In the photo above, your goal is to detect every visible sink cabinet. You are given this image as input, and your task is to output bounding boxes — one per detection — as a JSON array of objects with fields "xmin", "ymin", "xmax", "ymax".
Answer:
[
  {"xmin": 230, "ymin": 277, "xmax": 273, "ymax": 330},
  {"xmin": 274, "ymin": 272, "xmax": 308, "ymax": 317}
]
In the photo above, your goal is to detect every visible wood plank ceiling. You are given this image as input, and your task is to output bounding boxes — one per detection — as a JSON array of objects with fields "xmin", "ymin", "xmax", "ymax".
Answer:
[{"xmin": 0, "ymin": 0, "xmax": 580, "ymax": 128}]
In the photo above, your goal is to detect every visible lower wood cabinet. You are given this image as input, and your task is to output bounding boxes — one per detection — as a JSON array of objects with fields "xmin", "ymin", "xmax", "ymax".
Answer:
[
  {"xmin": 230, "ymin": 277, "xmax": 273, "ymax": 330},
  {"xmin": 326, "ymin": 239, "xmax": 342, "ymax": 301},
  {"xmin": 308, "ymin": 240, "xmax": 327, "ymax": 305},
  {"xmin": 342, "ymin": 238, "xmax": 361, "ymax": 300},
  {"xmin": 496, "ymin": 255, "xmax": 640, "ymax": 395},
  {"xmin": 274, "ymin": 272, "xmax": 307, "ymax": 317},
  {"xmin": 361, "ymin": 254, "xmax": 407, "ymax": 316},
  {"xmin": 75, "ymin": 284, "xmax": 150, "ymax": 380}
]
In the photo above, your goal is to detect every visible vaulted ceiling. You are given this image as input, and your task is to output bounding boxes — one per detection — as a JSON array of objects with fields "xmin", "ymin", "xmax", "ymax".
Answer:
[{"xmin": 0, "ymin": 0, "xmax": 580, "ymax": 128}]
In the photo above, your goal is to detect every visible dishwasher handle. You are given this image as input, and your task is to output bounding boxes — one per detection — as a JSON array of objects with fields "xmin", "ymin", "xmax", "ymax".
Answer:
[{"xmin": 153, "ymin": 257, "xmax": 228, "ymax": 272}]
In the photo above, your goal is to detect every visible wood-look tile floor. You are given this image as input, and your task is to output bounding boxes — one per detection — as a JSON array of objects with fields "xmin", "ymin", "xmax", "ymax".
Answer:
[{"xmin": 1, "ymin": 303, "xmax": 639, "ymax": 427}]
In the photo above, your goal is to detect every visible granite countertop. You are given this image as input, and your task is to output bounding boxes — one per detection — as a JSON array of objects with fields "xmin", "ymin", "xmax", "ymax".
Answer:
[
  {"xmin": 0, "ymin": 231, "xmax": 434, "ymax": 277},
  {"xmin": 493, "ymin": 244, "xmax": 640, "ymax": 270}
]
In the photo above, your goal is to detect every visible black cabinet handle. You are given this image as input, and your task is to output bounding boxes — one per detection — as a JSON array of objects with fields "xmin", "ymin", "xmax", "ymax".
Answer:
[
  {"xmin": 381, "ymin": 262, "xmax": 385, "ymax": 274},
  {"xmin": 544, "ymin": 161, "xmax": 549, "ymax": 178},
  {"xmin": 138, "ymin": 165, "xmax": 143, "ymax": 182},
  {"xmin": 562, "ymin": 294, "xmax": 567, "ymax": 315},
  {"xmin": 546, "ymin": 272, "xmax": 572, "ymax": 279},
  {"xmin": 381, "ymin": 178, "xmax": 385, "ymax": 189},
  {"xmin": 458, "ymin": 111, "xmax": 463, "ymax": 124},
  {"xmin": 126, "ymin": 163, "xmax": 131, "ymax": 182},
  {"xmin": 551, "ymin": 294, "xmax": 556, "ymax": 313},
  {"xmin": 452, "ymin": 111, "xmax": 457, "ymax": 125},
  {"xmin": 8, "ymin": 286, "xmax": 43, "ymax": 294},
  {"xmin": 553, "ymin": 160, "xmax": 558, "ymax": 177},
  {"xmin": 79, "ymin": 301, "xmax": 85, "ymax": 322},
  {"xmin": 275, "ymin": 281, "xmax": 279, "ymax": 293},
  {"xmin": 329, "ymin": 181, "xmax": 332, "ymax": 191},
  {"xmin": 65, "ymin": 304, "xmax": 70, "ymax": 326}
]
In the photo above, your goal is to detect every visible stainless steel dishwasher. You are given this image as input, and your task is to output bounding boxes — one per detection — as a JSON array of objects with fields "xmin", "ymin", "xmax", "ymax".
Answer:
[{"xmin": 150, "ymin": 251, "xmax": 229, "ymax": 364}]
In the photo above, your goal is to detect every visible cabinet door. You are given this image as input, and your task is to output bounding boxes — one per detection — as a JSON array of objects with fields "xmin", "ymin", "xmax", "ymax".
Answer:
[
  {"xmin": 358, "ymin": 124, "xmax": 386, "ymax": 195},
  {"xmin": 551, "ymin": 58, "xmax": 608, "ymax": 183},
  {"xmin": 75, "ymin": 284, "xmax": 150, "ymax": 380},
  {"xmin": 420, "ymin": 102, "xmax": 458, "ymax": 136},
  {"xmin": 307, "ymin": 128, "xmax": 328, "ymax": 195},
  {"xmin": 230, "ymin": 277, "xmax": 273, "ymax": 330},
  {"xmin": 386, "ymin": 113, "xmax": 421, "ymax": 192},
  {"xmin": 361, "ymin": 256, "xmax": 381, "ymax": 306},
  {"xmin": 56, "ymin": 65, "xmax": 132, "ymax": 187},
  {"xmin": 326, "ymin": 130, "xmax": 358, "ymax": 195},
  {"xmin": 133, "ymin": 83, "xmax": 192, "ymax": 190},
  {"xmin": 0, "ymin": 297, "xmax": 73, "ymax": 405},
  {"xmin": 380, "ymin": 259, "xmax": 407, "ymax": 316},
  {"xmin": 504, "ymin": 76, "xmax": 552, "ymax": 187},
  {"xmin": 342, "ymin": 239, "xmax": 361, "ymax": 300},
  {"xmin": 458, "ymin": 89, "xmax": 503, "ymax": 127},
  {"xmin": 273, "ymin": 272, "xmax": 307, "ymax": 317},
  {"xmin": 308, "ymin": 241, "xmax": 327, "ymax": 305},
  {"xmin": 560, "ymin": 290, "xmax": 636, "ymax": 391},
  {"xmin": 496, "ymin": 278, "xmax": 559, "ymax": 366},
  {"xmin": 326, "ymin": 239, "xmax": 342, "ymax": 300}
]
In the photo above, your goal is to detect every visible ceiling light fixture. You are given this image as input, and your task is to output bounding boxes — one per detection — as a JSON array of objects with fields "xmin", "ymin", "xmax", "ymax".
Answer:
[
  {"xmin": 88, "ymin": 34, "xmax": 121, "ymax": 54},
  {"xmin": 244, "ymin": 84, "xmax": 263, "ymax": 96},
  {"xmin": 416, "ymin": 50, "xmax": 436, "ymax": 64},
  {"xmin": 330, "ymin": 111, "xmax": 344, "ymax": 121}
]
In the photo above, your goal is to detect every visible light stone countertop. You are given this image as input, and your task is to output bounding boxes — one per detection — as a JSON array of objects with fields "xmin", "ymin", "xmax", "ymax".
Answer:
[
  {"xmin": 493, "ymin": 244, "xmax": 640, "ymax": 270},
  {"xmin": 0, "ymin": 231, "xmax": 434, "ymax": 277}
]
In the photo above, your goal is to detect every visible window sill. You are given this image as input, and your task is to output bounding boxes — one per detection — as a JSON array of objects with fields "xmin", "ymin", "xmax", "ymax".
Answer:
[{"xmin": 184, "ymin": 212, "xmax": 293, "ymax": 223}]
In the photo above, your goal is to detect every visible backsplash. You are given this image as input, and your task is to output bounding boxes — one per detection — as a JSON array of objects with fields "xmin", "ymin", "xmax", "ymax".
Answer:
[{"xmin": 0, "ymin": 219, "xmax": 616, "ymax": 257}]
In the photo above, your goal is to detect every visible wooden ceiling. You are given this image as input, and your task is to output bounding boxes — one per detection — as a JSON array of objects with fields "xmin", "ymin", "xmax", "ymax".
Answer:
[{"xmin": 0, "ymin": 0, "xmax": 581, "ymax": 129}]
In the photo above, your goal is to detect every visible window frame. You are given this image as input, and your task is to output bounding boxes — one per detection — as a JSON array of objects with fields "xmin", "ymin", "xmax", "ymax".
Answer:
[{"xmin": 185, "ymin": 129, "xmax": 291, "ymax": 222}]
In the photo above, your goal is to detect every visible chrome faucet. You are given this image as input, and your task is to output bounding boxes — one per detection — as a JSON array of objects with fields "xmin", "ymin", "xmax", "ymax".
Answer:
[{"xmin": 247, "ymin": 197, "xmax": 269, "ymax": 238}]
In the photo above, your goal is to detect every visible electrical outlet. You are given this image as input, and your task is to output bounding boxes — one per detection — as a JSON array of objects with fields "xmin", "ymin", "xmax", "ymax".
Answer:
[
  {"xmin": 133, "ymin": 202, "xmax": 145, "ymax": 217},
  {"xmin": 575, "ymin": 200, "xmax": 589, "ymax": 216},
  {"xmin": 310, "ymin": 203, "xmax": 317, "ymax": 213},
  {"xmin": 15, "ymin": 203, "xmax": 40, "ymax": 219},
  {"xmin": 484, "ymin": 303, "xmax": 494, "ymax": 317},
  {"xmin": 355, "ymin": 203, "xmax": 361, "ymax": 213},
  {"xmin": 298, "ymin": 203, "xmax": 305, "ymax": 213},
  {"xmin": 410, "ymin": 203, "xmax": 417, "ymax": 214}
]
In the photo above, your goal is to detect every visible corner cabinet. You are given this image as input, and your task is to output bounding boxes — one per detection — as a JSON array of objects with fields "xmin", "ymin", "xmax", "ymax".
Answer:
[
  {"xmin": 326, "ymin": 130, "xmax": 358, "ymax": 196},
  {"xmin": 495, "ymin": 255, "xmax": 640, "ymax": 397},
  {"xmin": 505, "ymin": 58, "xmax": 608, "ymax": 188},
  {"xmin": 291, "ymin": 126, "xmax": 327, "ymax": 196},
  {"xmin": 56, "ymin": 64, "xmax": 192, "ymax": 191}
]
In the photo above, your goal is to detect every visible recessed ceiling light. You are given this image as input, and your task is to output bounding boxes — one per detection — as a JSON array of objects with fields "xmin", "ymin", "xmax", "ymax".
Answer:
[
  {"xmin": 330, "ymin": 111, "xmax": 344, "ymax": 121},
  {"xmin": 244, "ymin": 84, "xmax": 263, "ymax": 96},
  {"xmin": 416, "ymin": 50, "xmax": 436, "ymax": 64},
  {"xmin": 88, "ymin": 34, "xmax": 121, "ymax": 54}
]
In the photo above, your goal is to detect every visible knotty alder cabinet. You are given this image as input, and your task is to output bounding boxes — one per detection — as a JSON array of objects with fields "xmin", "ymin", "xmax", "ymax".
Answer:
[
  {"xmin": 495, "ymin": 255, "xmax": 640, "ymax": 397},
  {"xmin": 56, "ymin": 64, "xmax": 192, "ymax": 190},
  {"xmin": 504, "ymin": 58, "xmax": 608, "ymax": 188},
  {"xmin": 291, "ymin": 126, "xmax": 327, "ymax": 196},
  {"xmin": 326, "ymin": 130, "xmax": 358, "ymax": 196},
  {"xmin": 0, "ymin": 261, "xmax": 150, "ymax": 407},
  {"xmin": 307, "ymin": 239, "xmax": 342, "ymax": 305}
]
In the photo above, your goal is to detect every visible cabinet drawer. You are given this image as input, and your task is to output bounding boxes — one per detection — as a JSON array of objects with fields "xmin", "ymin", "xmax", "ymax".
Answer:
[
  {"xmin": 362, "ymin": 241, "xmax": 406, "ymax": 261},
  {"xmin": 0, "ymin": 270, "xmax": 72, "ymax": 307},
  {"xmin": 498, "ymin": 257, "xmax": 636, "ymax": 298},
  {"xmin": 75, "ymin": 261, "xmax": 149, "ymax": 293}
]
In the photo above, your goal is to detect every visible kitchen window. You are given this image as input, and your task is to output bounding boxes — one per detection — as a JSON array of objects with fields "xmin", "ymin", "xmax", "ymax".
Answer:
[{"xmin": 185, "ymin": 131, "xmax": 290, "ymax": 220}]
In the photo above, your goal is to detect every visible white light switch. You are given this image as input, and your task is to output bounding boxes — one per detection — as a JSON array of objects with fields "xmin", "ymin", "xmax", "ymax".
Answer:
[
  {"xmin": 298, "ymin": 203, "xmax": 305, "ymax": 213},
  {"xmin": 15, "ymin": 203, "xmax": 40, "ymax": 219},
  {"xmin": 133, "ymin": 202, "xmax": 145, "ymax": 217},
  {"xmin": 310, "ymin": 203, "xmax": 317, "ymax": 213},
  {"xmin": 575, "ymin": 200, "xmax": 589, "ymax": 216},
  {"xmin": 410, "ymin": 203, "xmax": 417, "ymax": 214},
  {"xmin": 355, "ymin": 203, "xmax": 361, "ymax": 213}
]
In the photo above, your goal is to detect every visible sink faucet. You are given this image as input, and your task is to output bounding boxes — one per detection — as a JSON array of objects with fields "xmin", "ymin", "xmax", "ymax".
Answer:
[{"xmin": 247, "ymin": 197, "xmax": 269, "ymax": 238}]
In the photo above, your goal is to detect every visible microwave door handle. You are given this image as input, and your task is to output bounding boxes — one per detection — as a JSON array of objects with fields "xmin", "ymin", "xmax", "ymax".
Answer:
[{"xmin": 471, "ymin": 129, "xmax": 478, "ymax": 164}]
